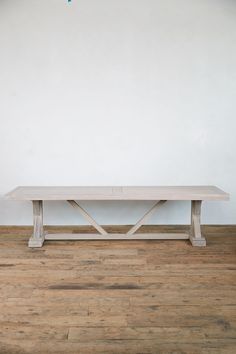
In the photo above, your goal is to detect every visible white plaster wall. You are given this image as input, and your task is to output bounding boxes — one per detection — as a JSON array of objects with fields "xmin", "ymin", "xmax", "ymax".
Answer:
[{"xmin": 0, "ymin": 0, "xmax": 235, "ymax": 225}]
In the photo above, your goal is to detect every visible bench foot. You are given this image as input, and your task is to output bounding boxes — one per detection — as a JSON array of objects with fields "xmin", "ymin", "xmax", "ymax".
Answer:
[
  {"xmin": 28, "ymin": 235, "xmax": 45, "ymax": 248},
  {"xmin": 189, "ymin": 235, "xmax": 206, "ymax": 247}
]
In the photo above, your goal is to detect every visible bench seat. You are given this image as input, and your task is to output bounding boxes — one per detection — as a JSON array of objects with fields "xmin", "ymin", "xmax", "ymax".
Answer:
[{"xmin": 7, "ymin": 186, "xmax": 228, "ymax": 201}]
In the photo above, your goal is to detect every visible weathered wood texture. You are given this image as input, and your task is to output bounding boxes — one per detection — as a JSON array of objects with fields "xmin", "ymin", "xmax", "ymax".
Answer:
[
  {"xmin": 190, "ymin": 200, "xmax": 206, "ymax": 247},
  {"xmin": 28, "ymin": 201, "xmax": 44, "ymax": 248},
  {"xmin": 0, "ymin": 225, "xmax": 235, "ymax": 354},
  {"xmin": 6, "ymin": 185, "xmax": 229, "ymax": 200}
]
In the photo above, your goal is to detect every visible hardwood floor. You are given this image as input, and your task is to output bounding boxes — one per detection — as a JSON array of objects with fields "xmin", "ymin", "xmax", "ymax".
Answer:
[{"xmin": 0, "ymin": 225, "xmax": 235, "ymax": 354}]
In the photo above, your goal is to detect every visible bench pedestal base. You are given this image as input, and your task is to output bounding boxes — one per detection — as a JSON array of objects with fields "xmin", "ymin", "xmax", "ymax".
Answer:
[
  {"xmin": 28, "ymin": 235, "xmax": 45, "ymax": 248},
  {"xmin": 29, "ymin": 199, "xmax": 207, "ymax": 248}
]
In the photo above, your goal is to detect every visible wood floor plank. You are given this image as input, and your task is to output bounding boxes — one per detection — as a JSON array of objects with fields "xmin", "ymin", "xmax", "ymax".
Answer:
[
  {"xmin": 67, "ymin": 324, "xmax": 236, "ymax": 342},
  {"xmin": 0, "ymin": 338, "xmax": 236, "ymax": 354}
]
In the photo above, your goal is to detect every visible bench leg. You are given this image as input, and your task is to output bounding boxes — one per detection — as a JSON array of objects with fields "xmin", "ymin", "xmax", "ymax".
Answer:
[
  {"xmin": 189, "ymin": 200, "xmax": 206, "ymax": 247},
  {"xmin": 28, "ymin": 200, "xmax": 45, "ymax": 248}
]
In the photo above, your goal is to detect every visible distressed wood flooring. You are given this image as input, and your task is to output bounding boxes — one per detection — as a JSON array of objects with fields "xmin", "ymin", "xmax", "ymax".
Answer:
[{"xmin": 0, "ymin": 225, "xmax": 235, "ymax": 354}]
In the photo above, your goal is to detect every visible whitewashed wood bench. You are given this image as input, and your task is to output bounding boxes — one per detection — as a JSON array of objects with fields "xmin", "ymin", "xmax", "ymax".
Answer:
[{"xmin": 6, "ymin": 186, "xmax": 229, "ymax": 248}]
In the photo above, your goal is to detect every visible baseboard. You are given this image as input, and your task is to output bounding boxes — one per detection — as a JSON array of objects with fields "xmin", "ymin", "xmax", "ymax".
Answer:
[{"xmin": 0, "ymin": 224, "xmax": 235, "ymax": 236}]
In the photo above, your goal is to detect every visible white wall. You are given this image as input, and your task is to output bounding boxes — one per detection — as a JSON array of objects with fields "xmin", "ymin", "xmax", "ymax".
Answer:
[{"xmin": 0, "ymin": 0, "xmax": 235, "ymax": 226}]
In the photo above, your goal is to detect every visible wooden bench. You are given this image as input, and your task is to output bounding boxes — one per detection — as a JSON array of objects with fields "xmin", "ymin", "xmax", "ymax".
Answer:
[{"xmin": 6, "ymin": 186, "xmax": 229, "ymax": 248}]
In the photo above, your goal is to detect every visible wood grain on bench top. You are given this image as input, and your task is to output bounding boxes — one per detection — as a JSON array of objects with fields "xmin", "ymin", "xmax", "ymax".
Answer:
[{"xmin": 6, "ymin": 186, "xmax": 229, "ymax": 201}]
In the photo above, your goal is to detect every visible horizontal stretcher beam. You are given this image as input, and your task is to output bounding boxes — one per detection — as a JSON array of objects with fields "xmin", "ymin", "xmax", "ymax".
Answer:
[{"xmin": 45, "ymin": 233, "xmax": 189, "ymax": 240}]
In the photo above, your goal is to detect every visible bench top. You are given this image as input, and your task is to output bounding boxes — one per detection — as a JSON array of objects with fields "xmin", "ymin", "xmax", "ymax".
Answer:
[{"xmin": 6, "ymin": 186, "xmax": 229, "ymax": 201}]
